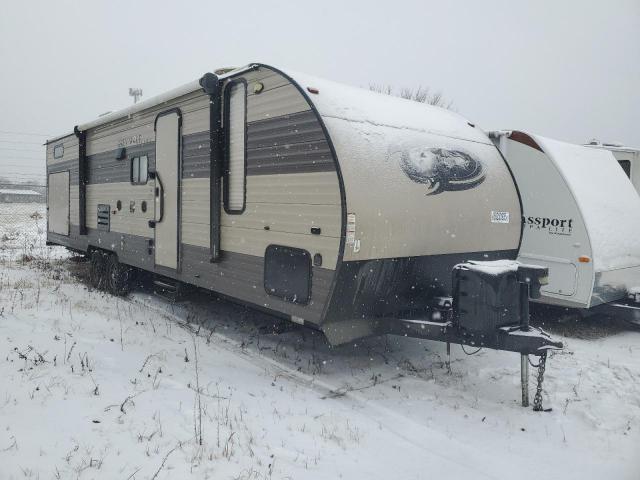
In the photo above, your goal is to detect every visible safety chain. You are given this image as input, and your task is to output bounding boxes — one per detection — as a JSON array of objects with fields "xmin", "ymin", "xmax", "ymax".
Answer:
[{"xmin": 532, "ymin": 350, "xmax": 547, "ymax": 412}]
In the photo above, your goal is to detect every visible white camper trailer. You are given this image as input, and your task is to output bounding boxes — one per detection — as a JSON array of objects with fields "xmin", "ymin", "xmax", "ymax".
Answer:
[
  {"xmin": 491, "ymin": 130, "xmax": 640, "ymax": 320},
  {"xmin": 584, "ymin": 142, "xmax": 640, "ymax": 195}
]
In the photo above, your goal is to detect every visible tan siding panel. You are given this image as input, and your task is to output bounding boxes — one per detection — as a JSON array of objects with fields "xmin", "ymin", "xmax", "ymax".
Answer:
[
  {"xmin": 87, "ymin": 123, "xmax": 154, "ymax": 157},
  {"xmin": 181, "ymin": 178, "xmax": 210, "ymax": 248},
  {"xmin": 86, "ymin": 182, "xmax": 154, "ymax": 237},
  {"xmin": 110, "ymin": 216, "xmax": 155, "ymax": 238},
  {"xmin": 247, "ymin": 84, "xmax": 310, "ymax": 123},
  {"xmin": 222, "ymin": 203, "xmax": 341, "ymax": 237},
  {"xmin": 246, "ymin": 171, "xmax": 341, "ymax": 205},
  {"xmin": 246, "ymin": 71, "xmax": 289, "ymax": 97},
  {"xmin": 182, "ymin": 178, "xmax": 342, "ymax": 251},
  {"xmin": 47, "ymin": 135, "xmax": 78, "ymax": 166},
  {"xmin": 181, "ymin": 106, "xmax": 210, "ymax": 136},
  {"xmin": 181, "ymin": 177, "xmax": 209, "ymax": 203},
  {"xmin": 220, "ymin": 226, "xmax": 339, "ymax": 269},
  {"xmin": 181, "ymin": 222, "xmax": 209, "ymax": 248},
  {"xmin": 86, "ymin": 91, "xmax": 209, "ymax": 156},
  {"xmin": 182, "ymin": 202, "xmax": 209, "ymax": 225},
  {"xmin": 69, "ymin": 185, "xmax": 79, "ymax": 225},
  {"xmin": 90, "ymin": 90, "xmax": 207, "ymax": 138}
]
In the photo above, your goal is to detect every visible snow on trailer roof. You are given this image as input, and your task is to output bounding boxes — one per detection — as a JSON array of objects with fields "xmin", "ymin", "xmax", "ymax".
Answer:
[
  {"xmin": 286, "ymin": 68, "xmax": 489, "ymax": 145},
  {"xmin": 511, "ymin": 131, "xmax": 640, "ymax": 272},
  {"xmin": 47, "ymin": 63, "xmax": 485, "ymax": 146},
  {"xmin": 0, "ymin": 189, "xmax": 41, "ymax": 196},
  {"xmin": 584, "ymin": 142, "xmax": 640, "ymax": 154}
]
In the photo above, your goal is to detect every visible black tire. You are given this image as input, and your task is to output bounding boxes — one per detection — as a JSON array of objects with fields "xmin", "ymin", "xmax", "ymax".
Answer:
[
  {"xmin": 89, "ymin": 251, "xmax": 107, "ymax": 290},
  {"xmin": 105, "ymin": 254, "xmax": 134, "ymax": 296}
]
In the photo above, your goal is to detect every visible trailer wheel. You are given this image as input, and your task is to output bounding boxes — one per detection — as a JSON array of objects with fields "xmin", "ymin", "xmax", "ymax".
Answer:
[
  {"xmin": 105, "ymin": 254, "xmax": 134, "ymax": 296},
  {"xmin": 89, "ymin": 251, "xmax": 107, "ymax": 290}
]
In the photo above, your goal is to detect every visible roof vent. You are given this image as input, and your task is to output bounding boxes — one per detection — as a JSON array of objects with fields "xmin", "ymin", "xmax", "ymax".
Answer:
[{"xmin": 214, "ymin": 67, "xmax": 236, "ymax": 75}]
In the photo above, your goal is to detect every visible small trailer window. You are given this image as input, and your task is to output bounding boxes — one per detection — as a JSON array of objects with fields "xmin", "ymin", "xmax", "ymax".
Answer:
[
  {"xmin": 224, "ymin": 80, "xmax": 247, "ymax": 213},
  {"xmin": 131, "ymin": 155, "xmax": 148, "ymax": 184},
  {"xmin": 53, "ymin": 144, "xmax": 64, "ymax": 159},
  {"xmin": 619, "ymin": 160, "xmax": 631, "ymax": 179}
]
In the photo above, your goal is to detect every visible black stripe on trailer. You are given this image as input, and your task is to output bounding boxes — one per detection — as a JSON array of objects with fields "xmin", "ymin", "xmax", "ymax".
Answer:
[
  {"xmin": 74, "ymin": 126, "xmax": 88, "ymax": 235},
  {"xmin": 199, "ymin": 71, "xmax": 223, "ymax": 263}
]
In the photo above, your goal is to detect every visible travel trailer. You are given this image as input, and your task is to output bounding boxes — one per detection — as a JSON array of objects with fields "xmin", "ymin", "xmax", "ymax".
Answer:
[
  {"xmin": 584, "ymin": 141, "xmax": 640, "ymax": 195},
  {"xmin": 46, "ymin": 64, "xmax": 562, "ymax": 406},
  {"xmin": 491, "ymin": 131, "xmax": 640, "ymax": 323}
]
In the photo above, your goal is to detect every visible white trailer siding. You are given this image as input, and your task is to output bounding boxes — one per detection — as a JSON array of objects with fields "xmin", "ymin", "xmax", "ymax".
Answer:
[
  {"xmin": 496, "ymin": 136, "xmax": 593, "ymax": 306},
  {"xmin": 586, "ymin": 145, "xmax": 640, "ymax": 196},
  {"xmin": 288, "ymin": 70, "xmax": 522, "ymax": 262},
  {"xmin": 494, "ymin": 131, "xmax": 640, "ymax": 308},
  {"xmin": 613, "ymin": 149, "xmax": 640, "ymax": 193}
]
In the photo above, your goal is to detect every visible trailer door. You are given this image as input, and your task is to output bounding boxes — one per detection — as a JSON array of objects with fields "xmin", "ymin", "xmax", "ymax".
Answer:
[{"xmin": 154, "ymin": 110, "xmax": 182, "ymax": 270}]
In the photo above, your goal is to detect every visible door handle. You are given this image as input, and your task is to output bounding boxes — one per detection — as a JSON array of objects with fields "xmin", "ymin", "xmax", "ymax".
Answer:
[
  {"xmin": 155, "ymin": 171, "xmax": 164, "ymax": 223},
  {"xmin": 148, "ymin": 171, "xmax": 164, "ymax": 228}
]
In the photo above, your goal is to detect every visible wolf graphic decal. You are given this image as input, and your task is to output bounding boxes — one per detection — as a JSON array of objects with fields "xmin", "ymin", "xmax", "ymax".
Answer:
[{"xmin": 397, "ymin": 146, "xmax": 486, "ymax": 195}]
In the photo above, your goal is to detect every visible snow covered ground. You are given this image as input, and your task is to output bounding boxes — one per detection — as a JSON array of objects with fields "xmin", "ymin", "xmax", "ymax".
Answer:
[{"xmin": 1, "ymin": 229, "xmax": 639, "ymax": 479}]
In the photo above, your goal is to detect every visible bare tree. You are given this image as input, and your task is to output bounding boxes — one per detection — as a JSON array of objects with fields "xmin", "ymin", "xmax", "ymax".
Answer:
[{"xmin": 369, "ymin": 84, "xmax": 453, "ymax": 110}]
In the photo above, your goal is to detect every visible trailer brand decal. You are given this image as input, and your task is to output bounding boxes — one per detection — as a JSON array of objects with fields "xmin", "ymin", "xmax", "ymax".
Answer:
[
  {"xmin": 118, "ymin": 134, "xmax": 152, "ymax": 148},
  {"xmin": 395, "ymin": 147, "xmax": 486, "ymax": 195},
  {"xmin": 523, "ymin": 216, "xmax": 573, "ymax": 236}
]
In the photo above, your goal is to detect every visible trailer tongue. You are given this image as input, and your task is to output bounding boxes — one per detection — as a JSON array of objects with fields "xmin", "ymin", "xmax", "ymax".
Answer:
[{"xmin": 375, "ymin": 260, "xmax": 563, "ymax": 408}]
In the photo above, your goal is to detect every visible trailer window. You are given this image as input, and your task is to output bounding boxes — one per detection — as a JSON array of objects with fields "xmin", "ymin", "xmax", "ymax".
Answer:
[
  {"xmin": 224, "ymin": 80, "xmax": 247, "ymax": 213},
  {"xmin": 619, "ymin": 160, "xmax": 631, "ymax": 179},
  {"xmin": 131, "ymin": 155, "xmax": 148, "ymax": 185},
  {"xmin": 53, "ymin": 144, "xmax": 64, "ymax": 159}
]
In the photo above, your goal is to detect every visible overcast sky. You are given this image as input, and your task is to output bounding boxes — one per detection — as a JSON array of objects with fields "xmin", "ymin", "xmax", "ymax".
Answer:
[{"xmin": 1, "ymin": 0, "xmax": 638, "ymax": 183}]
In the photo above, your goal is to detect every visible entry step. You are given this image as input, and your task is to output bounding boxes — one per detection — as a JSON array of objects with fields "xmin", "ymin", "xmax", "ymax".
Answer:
[{"xmin": 153, "ymin": 276, "xmax": 183, "ymax": 302}]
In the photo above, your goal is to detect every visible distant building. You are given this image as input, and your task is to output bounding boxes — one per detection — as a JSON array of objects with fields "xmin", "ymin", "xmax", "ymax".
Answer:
[{"xmin": 0, "ymin": 189, "xmax": 43, "ymax": 203}]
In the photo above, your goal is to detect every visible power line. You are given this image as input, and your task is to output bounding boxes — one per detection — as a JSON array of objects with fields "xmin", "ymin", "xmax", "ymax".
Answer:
[
  {"xmin": 0, "ymin": 173, "xmax": 46, "ymax": 178},
  {"xmin": 0, "ymin": 160, "xmax": 44, "ymax": 165},
  {"xmin": 0, "ymin": 182, "xmax": 44, "ymax": 186},
  {"xmin": 0, "ymin": 169, "xmax": 45, "ymax": 175},
  {"xmin": 0, "ymin": 168, "xmax": 44, "ymax": 172},
  {"xmin": 0, "ymin": 174, "xmax": 44, "ymax": 177},
  {"xmin": 0, "ymin": 130, "xmax": 52, "ymax": 137},
  {"xmin": 0, "ymin": 161, "xmax": 42, "ymax": 167},
  {"xmin": 0, "ymin": 155, "xmax": 44, "ymax": 160},
  {"xmin": 0, "ymin": 163, "xmax": 45, "ymax": 171},
  {"xmin": 0, "ymin": 147, "xmax": 43, "ymax": 153},
  {"xmin": 0, "ymin": 140, "xmax": 44, "ymax": 145},
  {"xmin": 0, "ymin": 142, "xmax": 43, "ymax": 147}
]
